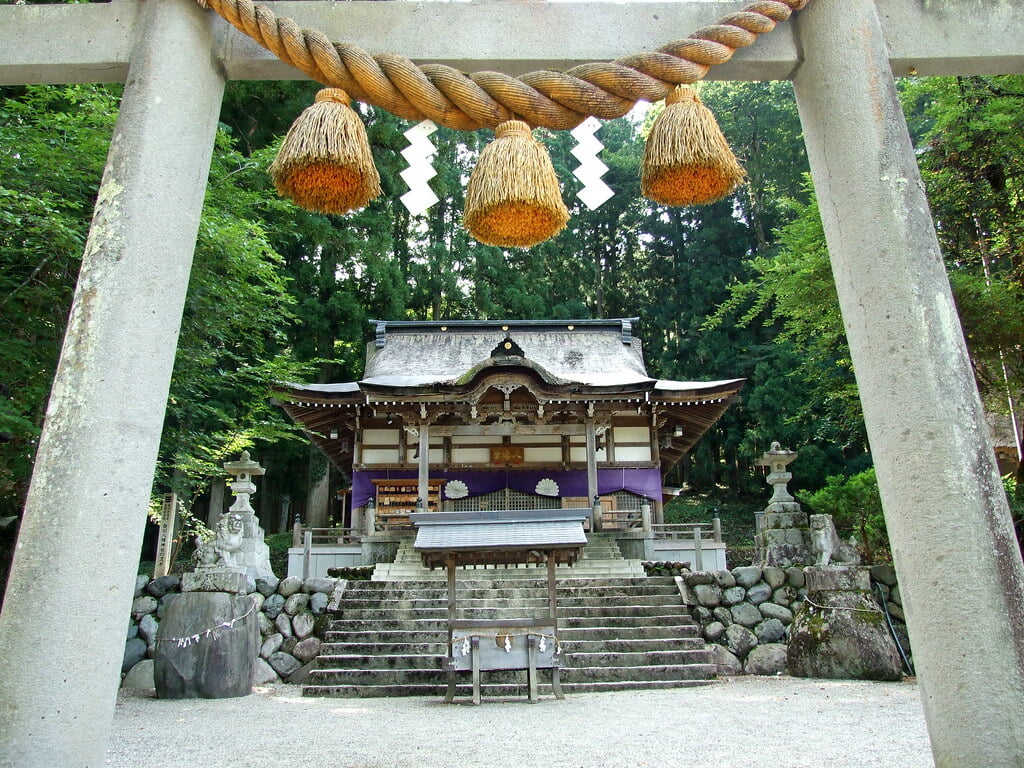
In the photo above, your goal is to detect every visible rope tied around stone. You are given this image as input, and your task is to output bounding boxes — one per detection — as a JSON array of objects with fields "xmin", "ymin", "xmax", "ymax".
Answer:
[{"xmin": 195, "ymin": 0, "xmax": 811, "ymax": 131}]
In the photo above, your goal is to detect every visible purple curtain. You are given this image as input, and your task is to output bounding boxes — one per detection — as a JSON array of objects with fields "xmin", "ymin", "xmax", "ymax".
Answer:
[{"xmin": 351, "ymin": 467, "xmax": 661, "ymax": 509}]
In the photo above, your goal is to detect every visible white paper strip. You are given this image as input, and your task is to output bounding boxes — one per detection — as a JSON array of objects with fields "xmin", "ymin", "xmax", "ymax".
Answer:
[
  {"xmin": 399, "ymin": 119, "xmax": 439, "ymax": 216},
  {"xmin": 569, "ymin": 116, "xmax": 613, "ymax": 211}
]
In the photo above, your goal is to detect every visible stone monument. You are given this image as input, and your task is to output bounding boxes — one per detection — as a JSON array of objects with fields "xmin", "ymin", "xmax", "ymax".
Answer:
[
  {"xmin": 753, "ymin": 442, "xmax": 812, "ymax": 566},
  {"xmin": 155, "ymin": 511, "xmax": 260, "ymax": 698},
  {"xmin": 787, "ymin": 564, "xmax": 902, "ymax": 681},
  {"xmin": 156, "ymin": 512, "xmax": 264, "ymax": 696},
  {"xmin": 152, "ymin": 452, "xmax": 274, "ymax": 698}
]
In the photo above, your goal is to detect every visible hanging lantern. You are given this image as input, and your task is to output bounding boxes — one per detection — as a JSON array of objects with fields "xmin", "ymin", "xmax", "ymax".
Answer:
[
  {"xmin": 268, "ymin": 87, "xmax": 381, "ymax": 215},
  {"xmin": 464, "ymin": 120, "xmax": 569, "ymax": 249},
  {"xmin": 641, "ymin": 85, "xmax": 745, "ymax": 207}
]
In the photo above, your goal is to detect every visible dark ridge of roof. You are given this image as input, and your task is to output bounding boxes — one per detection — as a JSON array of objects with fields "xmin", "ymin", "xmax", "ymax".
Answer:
[{"xmin": 368, "ymin": 318, "xmax": 639, "ymax": 331}]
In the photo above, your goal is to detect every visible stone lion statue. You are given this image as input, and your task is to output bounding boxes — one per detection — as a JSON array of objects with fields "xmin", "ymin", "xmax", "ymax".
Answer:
[
  {"xmin": 195, "ymin": 514, "xmax": 244, "ymax": 569},
  {"xmin": 809, "ymin": 514, "xmax": 861, "ymax": 567}
]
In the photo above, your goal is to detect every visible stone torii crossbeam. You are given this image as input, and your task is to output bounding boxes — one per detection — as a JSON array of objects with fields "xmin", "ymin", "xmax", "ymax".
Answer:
[{"xmin": 0, "ymin": 1, "xmax": 1022, "ymax": 766}]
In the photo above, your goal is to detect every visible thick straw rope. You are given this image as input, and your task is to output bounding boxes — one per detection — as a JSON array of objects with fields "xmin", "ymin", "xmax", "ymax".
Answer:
[{"xmin": 196, "ymin": 0, "xmax": 811, "ymax": 131}]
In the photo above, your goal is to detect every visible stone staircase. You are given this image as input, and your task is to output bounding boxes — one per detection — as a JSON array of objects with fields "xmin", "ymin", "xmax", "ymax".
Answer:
[
  {"xmin": 303, "ymin": 575, "xmax": 715, "ymax": 698},
  {"xmin": 371, "ymin": 533, "xmax": 647, "ymax": 581}
]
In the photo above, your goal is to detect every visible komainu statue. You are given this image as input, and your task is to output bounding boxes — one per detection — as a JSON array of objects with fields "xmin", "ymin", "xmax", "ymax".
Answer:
[
  {"xmin": 195, "ymin": 513, "xmax": 245, "ymax": 570},
  {"xmin": 809, "ymin": 514, "xmax": 861, "ymax": 567}
]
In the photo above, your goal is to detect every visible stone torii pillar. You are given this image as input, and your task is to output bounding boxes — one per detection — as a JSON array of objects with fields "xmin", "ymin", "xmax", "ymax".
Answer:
[
  {"xmin": 793, "ymin": 1, "xmax": 1024, "ymax": 765},
  {"xmin": 0, "ymin": 1, "xmax": 1022, "ymax": 766},
  {"xmin": 0, "ymin": 1, "xmax": 225, "ymax": 766}
]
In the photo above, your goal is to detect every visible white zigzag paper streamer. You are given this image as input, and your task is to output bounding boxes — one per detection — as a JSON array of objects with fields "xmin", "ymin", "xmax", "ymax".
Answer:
[
  {"xmin": 400, "ymin": 120, "xmax": 439, "ymax": 215},
  {"xmin": 570, "ymin": 116, "xmax": 614, "ymax": 210}
]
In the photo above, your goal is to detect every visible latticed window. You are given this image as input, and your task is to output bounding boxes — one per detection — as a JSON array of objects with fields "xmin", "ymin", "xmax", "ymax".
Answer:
[
  {"xmin": 614, "ymin": 490, "xmax": 646, "ymax": 510},
  {"xmin": 450, "ymin": 490, "xmax": 503, "ymax": 512},
  {"xmin": 448, "ymin": 488, "xmax": 560, "ymax": 512}
]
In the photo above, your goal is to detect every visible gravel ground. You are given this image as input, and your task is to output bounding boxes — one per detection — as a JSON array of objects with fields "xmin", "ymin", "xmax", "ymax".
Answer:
[{"xmin": 105, "ymin": 677, "xmax": 934, "ymax": 768}]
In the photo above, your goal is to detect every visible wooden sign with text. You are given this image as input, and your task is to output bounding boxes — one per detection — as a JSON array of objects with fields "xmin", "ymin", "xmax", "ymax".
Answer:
[{"xmin": 490, "ymin": 445, "xmax": 524, "ymax": 465}]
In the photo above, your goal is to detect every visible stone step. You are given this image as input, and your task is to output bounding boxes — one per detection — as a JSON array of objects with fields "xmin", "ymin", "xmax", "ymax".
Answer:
[
  {"xmin": 314, "ymin": 653, "xmax": 445, "ymax": 671},
  {"xmin": 319, "ymin": 637, "xmax": 707, "ymax": 656},
  {"xmin": 312, "ymin": 649, "xmax": 712, "ymax": 673},
  {"xmin": 304, "ymin": 569, "xmax": 712, "ymax": 698},
  {"xmin": 326, "ymin": 615, "xmax": 694, "ymax": 633},
  {"xmin": 339, "ymin": 594, "xmax": 683, "ymax": 610},
  {"xmin": 343, "ymin": 576, "xmax": 676, "ymax": 591},
  {"xmin": 322, "ymin": 642, "xmax": 448, "ymax": 656},
  {"xmin": 323, "ymin": 624, "xmax": 699, "ymax": 644},
  {"xmin": 308, "ymin": 663, "xmax": 715, "ymax": 687},
  {"xmin": 561, "ymin": 649, "xmax": 712, "ymax": 668},
  {"xmin": 373, "ymin": 564, "xmax": 648, "ymax": 581},
  {"xmin": 335, "ymin": 605, "xmax": 692, "ymax": 621},
  {"xmin": 323, "ymin": 629, "xmax": 447, "ymax": 644},
  {"xmin": 556, "ymin": 624, "xmax": 700, "ymax": 640},
  {"xmin": 311, "ymin": 651, "xmax": 712, "ymax": 675},
  {"xmin": 302, "ymin": 678, "xmax": 714, "ymax": 698},
  {"xmin": 561, "ymin": 637, "xmax": 706, "ymax": 653},
  {"xmin": 339, "ymin": 583, "xmax": 679, "ymax": 601}
]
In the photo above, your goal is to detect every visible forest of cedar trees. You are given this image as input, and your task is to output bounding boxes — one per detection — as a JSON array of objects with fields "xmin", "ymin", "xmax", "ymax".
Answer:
[{"xmin": 1, "ymin": 76, "xmax": 1022, "ymax": 580}]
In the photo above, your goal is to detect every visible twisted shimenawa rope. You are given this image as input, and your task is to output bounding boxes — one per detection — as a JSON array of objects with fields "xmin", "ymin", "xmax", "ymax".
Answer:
[{"xmin": 196, "ymin": 0, "xmax": 810, "ymax": 131}]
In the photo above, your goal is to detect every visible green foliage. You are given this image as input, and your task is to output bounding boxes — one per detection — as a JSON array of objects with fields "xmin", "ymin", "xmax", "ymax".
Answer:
[
  {"xmin": 900, "ymin": 75, "xmax": 1024, "ymax": 435},
  {"xmin": 663, "ymin": 491, "xmax": 758, "ymax": 546},
  {"xmin": 158, "ymin": 128, "xmax": 316, "ymax": 496},
  {"xmin": 1004, "ymin": 475, "xmax": 1024, "ymax": 553},
  {"xmin": 707, "ymin": 188, "xmax": 868, "ymax": 470},
  {"xmin": 0, "ymin": 84, "xmax": 119, "ymax": 517},
  {"xmin": 803, "ymin": 469, "xmax": 889, "ymax": 563},
  {"xmin": 5, "ymin": 75, "xmax": 1019, "ymax": 564},
  {"xmin": 264, "ymin": 531, "xmax": 292, "ymax": 576},
  {"xmin": 0, "ymin": 84, "xmax": 315, "ymax": 521}
]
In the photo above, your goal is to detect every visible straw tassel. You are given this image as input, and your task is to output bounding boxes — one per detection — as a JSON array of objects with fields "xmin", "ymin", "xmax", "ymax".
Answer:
[
  {"xmin": 641, "ymin": 85, "xmax": 745, "ymax": 207},
  {"xmin": 269, "ymin": 88, "xmax": 381, "ymax": 215},
  {"xmin": 464, "ymin": 120, "xmax": 569, "ymax": 249}
]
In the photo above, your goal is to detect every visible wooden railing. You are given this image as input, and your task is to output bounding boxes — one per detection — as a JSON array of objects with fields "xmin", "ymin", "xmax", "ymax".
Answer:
[
  {"xmin": 649, "ymin": 520, "xmax": 723, "ymax": 571},
  {"xmin": 650, "ymin": 521, "xmax": 722, "ymax": 543},
  {"xmin": 291, "ymin": 524, "xmax": 361, "ymax": 548},
  {"xmin": 291, "ymin": 524, "xmax": 362, "ymax": 581},
  {"xmin": 600, "ymin": 508, "xmax": 645, "ymax": 531}
]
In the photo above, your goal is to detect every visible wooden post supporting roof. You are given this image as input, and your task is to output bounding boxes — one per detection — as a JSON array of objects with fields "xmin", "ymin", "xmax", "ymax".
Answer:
[{"xmin": 0, "ymin": 1, "xmax": 1022, "ymax": 765}]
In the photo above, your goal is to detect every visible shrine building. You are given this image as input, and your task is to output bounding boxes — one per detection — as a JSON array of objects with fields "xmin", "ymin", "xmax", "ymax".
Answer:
[{"xmin": 277, "ymin": 318, "xmax": 743, "ymax": 540}]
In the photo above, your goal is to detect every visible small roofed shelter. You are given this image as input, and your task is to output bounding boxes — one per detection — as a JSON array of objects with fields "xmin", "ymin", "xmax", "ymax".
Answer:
[
  {"xmin": 412, "ymin": 509, "xmax": 589, "ymax": 703},
  {"xmin": 277, "ymin": 318, "xmax": 743, "ymax": 533}
]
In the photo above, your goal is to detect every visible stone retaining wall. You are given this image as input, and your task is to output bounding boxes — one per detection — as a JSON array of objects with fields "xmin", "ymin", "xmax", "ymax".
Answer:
[
  {"xmin": 674, "ymin": 563, "xmax": 909, "ymax": 676},
  {"xmin": 122, "ymin": 574, "xmax": 341, "ymax": 688},
  {"xmin": 123, "ymin": 565, "xmax": 910, "ymax": 687}
]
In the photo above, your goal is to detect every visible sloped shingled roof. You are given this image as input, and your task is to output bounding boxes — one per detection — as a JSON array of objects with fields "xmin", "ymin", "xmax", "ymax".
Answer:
[
  {"xmin": 276, "ymin": 319, "xmax": 745, "ymax": 475},
  {"xmin": 362, "ymin": 319, "xmax": 650, "ymax": 388}
]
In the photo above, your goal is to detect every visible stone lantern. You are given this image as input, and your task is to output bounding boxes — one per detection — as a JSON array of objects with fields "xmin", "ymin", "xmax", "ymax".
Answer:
[
  {"xmin": 753, "ymin": 442, "xmax": 812, "ymax": 567},
  {"xmin": 221, "ymin": 450, "xmax": 276, "ymax": 583}
]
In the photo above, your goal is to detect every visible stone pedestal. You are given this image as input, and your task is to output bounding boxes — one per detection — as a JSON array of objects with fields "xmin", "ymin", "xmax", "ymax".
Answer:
[
  {"xmin": 153, "ymin": 591, "xmax": 259, "ymax": 699},
  {"xmin": 804, "ymin": 565, "xmax": 869, "ymax": 593},
  {"xmin": 788, "ymin": 566, "xmax": 901, "ymax": 681},
  {"xmin": 755, "ymin": 501, "xmax": 812, "ymax": 567},
  {"xmin": 232, "ymin": 511, "xmax": 275, "ymax": 584},
  {"xmin": 181, "ymin": 569, "xmax": 248, "ymax": 595}
]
